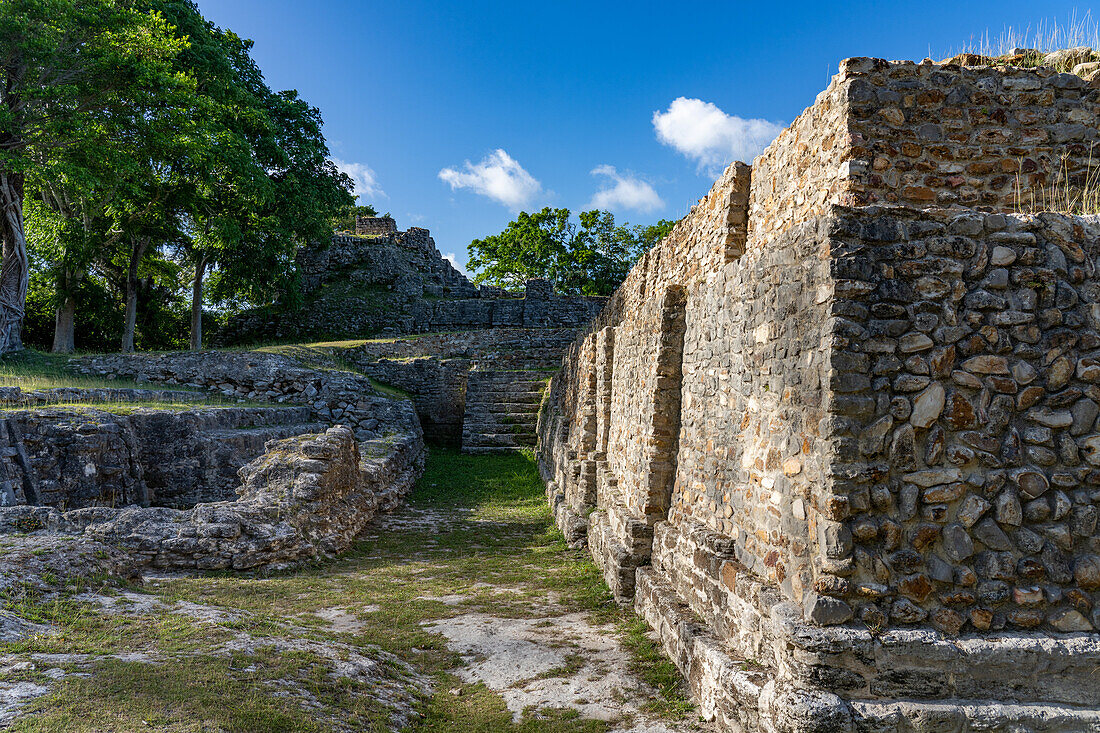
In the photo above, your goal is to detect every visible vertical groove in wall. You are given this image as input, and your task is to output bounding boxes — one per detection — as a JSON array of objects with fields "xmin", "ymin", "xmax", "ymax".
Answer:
[{"xmin": 645, "ymin": 284, "xmax": 688, "ymax": 522}]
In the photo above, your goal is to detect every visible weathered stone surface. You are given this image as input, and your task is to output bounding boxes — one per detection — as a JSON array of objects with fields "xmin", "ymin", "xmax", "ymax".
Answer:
[
  {"xmin": 909, "ymin": 383, "xmax": 945, "ymax": 428},
  {"xmin": 540, "ymin": 56, "xmax": 1100, "ymax": 732},
  {"xmin": 219, "ymin": 219, "xmax": 606, "ymax": 344}
]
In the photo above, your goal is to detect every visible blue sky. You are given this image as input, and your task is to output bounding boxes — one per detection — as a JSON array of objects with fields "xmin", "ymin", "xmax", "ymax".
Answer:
[{"xmin": 196, "ymin": 0, "xmax": 1095, "ymax": 275}]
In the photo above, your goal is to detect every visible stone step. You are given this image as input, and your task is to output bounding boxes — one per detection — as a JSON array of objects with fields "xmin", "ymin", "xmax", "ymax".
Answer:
[
  {"xmin": 461, "ymin": 445, "xmax": 530, "ymax": 454},
  {"xmin": 462, "ymin": 417, "xmax": 539, "ymax": 430},
  {"xmin": 461, "ymin": 432, "xmax": 531, "ymax": 447},
  {"xmin": 849, "ymin": 698, "xmax": 1100, "ymax": 731},
  {"xmin": 463, "ymin": 424, "xmax": 536, "ymax": 438},
  {"xmin": 466, "ymin": 392, "xmax": 545, "ymax": 405},
  {"xmin": 463, "ymin": 405, "xmax": 539, "ymax": 416},
  {"xmin": 204, "ymin": 422, "xmax": 328, "ymax": 451},
  {"xmin": 463, "ymin": 401, "xmax": 546, "ymax": 414}
]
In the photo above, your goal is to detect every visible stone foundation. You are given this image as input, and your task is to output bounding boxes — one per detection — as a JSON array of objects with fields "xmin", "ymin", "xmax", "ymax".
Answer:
[
  {"xmin": 2, "ymin": 425, "xmax": 423, "ymax": 571},
  {"xmin": 0, "ymin": 405, "xmax": 322, "ymax": 509}
]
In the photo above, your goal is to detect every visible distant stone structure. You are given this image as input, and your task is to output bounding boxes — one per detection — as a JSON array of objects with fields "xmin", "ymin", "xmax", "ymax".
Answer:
[
  {"xmin": 221, "ymin": 218, "xmax": 605, "ymax": 343},
  {"xmin": 541, "ymin": 57, "xmax": 1100, "ymax": 731},
  {"xmin": 354, "ymin": 215, "xmax": 399, "ymax": 237},
  {"xmin": 337, "ymin": 328, "xmax": 576, "ymax": 450}
]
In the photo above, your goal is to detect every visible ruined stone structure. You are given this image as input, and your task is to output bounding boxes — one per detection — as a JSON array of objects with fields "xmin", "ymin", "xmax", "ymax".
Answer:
[
  {"xmin": 541, "ymin": 57, "xmax": 1100, "ymax": 731},
  {"xmin": 221, "ymin": 218, "xmax": 605, "ymax": 344},
  {"xmin": 0, "ymin": 351, "xmax": 424, "ymax": 571},
  {"xmin": 337, "ymin": 328, "xmax": 574, "ymax": 451}
]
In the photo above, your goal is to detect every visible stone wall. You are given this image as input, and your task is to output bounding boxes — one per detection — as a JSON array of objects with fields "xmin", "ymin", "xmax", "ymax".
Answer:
[
  {"xmin": 357, "ymin": 357, "xmax": 470, "ymax": 446},
  {"xmin": 818, "ymin": 205, "xmax": 1100, "ymax": 634},
  {"xmin": 1, "ymin": 425, "xmax": 423, "ymax": 571},
  {"xmin": 70, "ymin": 350, "xmax": 421, "ymax": 443},
  {"xmin": 0, "ymin": 405, "xmax": 319, "ymax": 510},
  {"xmin": 355, "ymin": 216, "xmax": 398, "ymax": 237},
  {"xmin": 747, "ymin": 58, "xmax": 1100, "ymax": 250},
  {"xmin": 540, "ymin": 55, "xmax": 1100, "ymax": 730},
  {"xmin": 338, "ymin": 328, "xmax": 579, "ymax": 449}
]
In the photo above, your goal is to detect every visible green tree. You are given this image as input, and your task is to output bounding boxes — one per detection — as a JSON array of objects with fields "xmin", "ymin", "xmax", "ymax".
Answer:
[
  {"xmin": 332, "ymin": 204, "xmax": 379, "ymax": 233},
  {"xmin": 467, "ymin": 208, "xmax": 679, "ymax": 296},
  {"xmin": 0, "ymin": 0, "xmax": 184, "ymax": 353},
  {"xmin": 156, "ymin": 1, "xmax": 353, "ymax": 349}
]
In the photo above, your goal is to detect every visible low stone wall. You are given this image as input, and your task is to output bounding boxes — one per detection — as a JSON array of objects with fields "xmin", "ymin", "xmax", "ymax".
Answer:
[
  {"xmin": 0, "ymin": 386, "xmax": 207, "ymax": 406},
  {"xmin": 0, "ymin": 405, "xmax": 325, "ymax": 509},
  {"xmin": 2, "ymin": 426, "xmax": 423, "ymax": 570},
  {"xmin": 70, "ymin": 350, "xmax": 421, "ymax": 443}
]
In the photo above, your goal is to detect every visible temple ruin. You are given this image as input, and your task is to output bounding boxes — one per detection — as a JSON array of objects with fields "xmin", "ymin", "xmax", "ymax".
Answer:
[{"xmin": 540, "ymin": 57, "xmax": 1100, "ymax": 731}]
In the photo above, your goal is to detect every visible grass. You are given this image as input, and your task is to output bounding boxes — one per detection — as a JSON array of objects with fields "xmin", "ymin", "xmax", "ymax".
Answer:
[
  {"xmin": 0, "ymin": 350, "xmax": 272, "ymax": 412},
  {"xmin": 0, "ymin": 350, "xmax": 178, "ymax": 392},
  {"xmin": 1014, "ymin": 145, "xmax": 1100, "ymax": 216},
  {"xmin": 951, "ymin": 10, "xmax": 1100, "ymax": 65},
  {"xmin": 0, "ymin": 449, "xmax": 694, "ymax": 732}
]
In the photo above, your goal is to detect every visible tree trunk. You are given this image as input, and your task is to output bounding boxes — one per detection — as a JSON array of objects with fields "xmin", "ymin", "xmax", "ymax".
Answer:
[
  {"xmin": 53, "ymin": 295, "xmax": 77, "ymax": 353},
  {"xmin": 189, "ymin": 254, "xmax": 207, "ymax": 351},
  {"xmin": 0, "ymin": 171, "xmax": 27, "ymax": 354},
  {"xmin": 52, "ymin": 267, "xmax": 83, "ymax": 354},
  {"xmin": 121, "ymin": 236, "xmax": 149, "ymax": 354}
]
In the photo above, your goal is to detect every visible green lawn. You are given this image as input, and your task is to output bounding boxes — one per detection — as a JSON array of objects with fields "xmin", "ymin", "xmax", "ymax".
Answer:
[{"xmin": 0, "ymin": 449, "xmax": 693, "ymax": 732}]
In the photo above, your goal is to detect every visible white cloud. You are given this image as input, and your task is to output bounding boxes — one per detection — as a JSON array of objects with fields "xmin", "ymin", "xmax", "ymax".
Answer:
[
  {"xmin": 438, "ymin": 149, "xmax": 541, "ymax": 209},
  {"xmin": 332, "ymin": 158, "xmax": 385, "ymax": 200},
  {"xmin": 586, "ymin": 165, "xmax": 663, "ymax": 214},
  {"xmin": 652, "ymin": 98, "xmax": 783, "ymax": 171},
  {"xmin": 443, "ymin": 252, "xmax": 467, "ymax": 276}
]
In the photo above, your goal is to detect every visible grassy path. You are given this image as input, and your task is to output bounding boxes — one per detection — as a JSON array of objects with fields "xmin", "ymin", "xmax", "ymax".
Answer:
[{"xmin": 0, "ymin": 449, "xmax": 701, "ymax": 732}]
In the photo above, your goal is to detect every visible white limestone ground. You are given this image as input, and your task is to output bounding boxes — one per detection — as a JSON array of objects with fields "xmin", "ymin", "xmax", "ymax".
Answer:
[
  {"xmin": 314, "ymin": 606, "xmax": 373, "ymax": 633},
  {"xmin": 427, "ymin": 611, "xmax": 712, "ymax": 732},
  {"xmin": 1, "ymin": 588, "xmax": 430, "ymax": 730}
]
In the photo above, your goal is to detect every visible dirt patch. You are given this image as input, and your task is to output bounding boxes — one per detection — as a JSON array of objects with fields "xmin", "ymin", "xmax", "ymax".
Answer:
[
  {"xmin": 314, "ymin": 606, "xmax": 372, "ymax": 633},
  {"xmin": 427, "ymin": 612, "xmax": 706, "ymax": 731}
]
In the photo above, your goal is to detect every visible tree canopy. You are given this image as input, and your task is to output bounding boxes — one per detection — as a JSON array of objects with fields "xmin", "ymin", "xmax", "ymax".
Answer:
[
  {"xmin": 467, "ymin": 208, "xmax": 677, "ymax": 296},
  {"xmin": 3, "ymin": 0, "xmax": 357, "ymax": 354}
]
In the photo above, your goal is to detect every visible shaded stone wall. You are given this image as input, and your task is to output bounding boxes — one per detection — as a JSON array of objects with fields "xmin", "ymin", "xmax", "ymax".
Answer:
[
  {"xmin": 358, "ymin": 358, "xmax": 470, "ymax": 446},
  {"xmin": 1, "ymin": 426, "xmax": 424, "ymax": 571},
  {"xmin": 71, "ymin": 351, "xmax": 421, "ymax": 443},
  {"xmin": 0, "ymin": 406, "xmax": 321, "ymax": 510},
  {"xmin": 339, "ymin": 328, "xmax": 583, "ymax": 450}
]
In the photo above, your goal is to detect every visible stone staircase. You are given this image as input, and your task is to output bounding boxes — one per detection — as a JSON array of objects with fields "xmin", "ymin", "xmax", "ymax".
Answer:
[
  {"xmin": 133, "ymin": 406, "xmax": 328, "ymax": 507},
  {"xmin": 461, "ymin": 370, "xmax": 551, "ymax": 453}
]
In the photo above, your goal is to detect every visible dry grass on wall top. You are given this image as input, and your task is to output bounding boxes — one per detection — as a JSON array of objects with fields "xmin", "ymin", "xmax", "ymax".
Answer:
[
  {"xmin": 951, "ymin": 10, "xmax": 1100, "ymax": 66},
  {"xmin": 1014, "ymin": 148, "xmax": 1100, "ymax": 216}
]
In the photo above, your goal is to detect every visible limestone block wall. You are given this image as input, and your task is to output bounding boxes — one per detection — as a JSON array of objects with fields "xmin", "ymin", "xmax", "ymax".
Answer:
[
  {"xmin": 543, "ymin": 57, "xmax": 1100, "ymax": 634},
  {"xmin": 748, "ymin": 58, "xmax": 1100, "ymax": 250},
  {"xmin": 670, "ymin": 215, "xmax": 834, "ymax": 607},
  {"xmin": 539, "ymin": 161, "xmax": 752, "ymax": 596},
  {"xmin": 71, "ymin": 351, "xmax": 421, "ymax": 443},
  {"xmin": 0, "ymin": 406, "xmax": 322, "ymax": 510},
  {"xmin": 1, "ymin": 425, "xmax": 423, "ymax": 571},
  {"xmin": 354, "ymin": 216, "xmax": 398, "ymax": 237}
]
